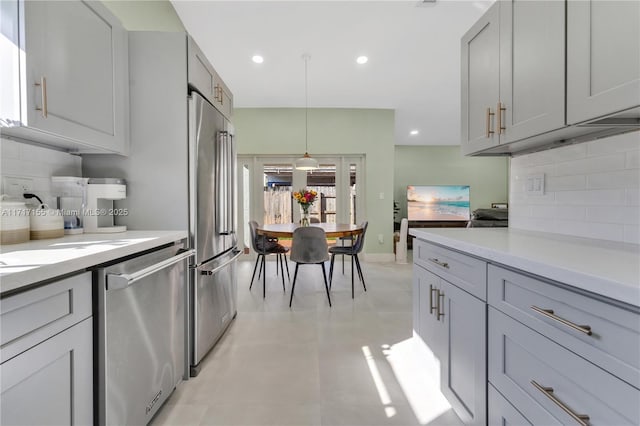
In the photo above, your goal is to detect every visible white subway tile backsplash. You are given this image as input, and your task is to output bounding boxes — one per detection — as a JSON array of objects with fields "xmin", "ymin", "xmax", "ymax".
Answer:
[
  {"xmin": 545, "ymin": 175, "xmax": 586, "ymax": 191},
  {"xmin": 623, "ymin": 225, "xmax": 640, "ymax": 245},
  {"xmin": 510, "ymin": 133, "xmax": 640, "ymax": 244},
  {"xmin": 586, "ymin": 131, "xmax": 640, "ymax": 156},
  {"xmin": 555, "ymin": 154, "xmax": 626, "ymax": 177},
  {"xmin": 555, "ymin": 189, "xmax": 626, "ymax": 205},
  {"xmin": 587, "ymin": 170, "xmax": 640, "ymax": 189},
  {"xmin": 626, "ymin": 149, "xmax": 640, "ymax": 169},
  {"xmin": 0, "ymin": 138, "xmax": 81, "ymax": 206},
  {"xmin": 626, "ymin": 188, "xmax": 640, "ymax": 206},
  {"xmin": 586, "ymin": 206, "xmax": 640, "ymax": 225}
]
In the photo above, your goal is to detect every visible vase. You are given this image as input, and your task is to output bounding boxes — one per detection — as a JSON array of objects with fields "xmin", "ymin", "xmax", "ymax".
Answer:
[{"xmin": 301, "ymin": 205, "xmax": 310, "ymax": 226}]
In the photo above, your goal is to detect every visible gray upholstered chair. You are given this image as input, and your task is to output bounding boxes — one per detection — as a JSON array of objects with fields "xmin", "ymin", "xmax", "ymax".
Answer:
[
  {"xmin": 249, "ymin": 221, "xmax": 290, "ymax": 298},
  {"xmin": 289, "ymin": 226, "xmax": 332, "ymax": 308},
  {"xmin": 329, "ymin": 221, "xmax": 368, "ymax": 298}
]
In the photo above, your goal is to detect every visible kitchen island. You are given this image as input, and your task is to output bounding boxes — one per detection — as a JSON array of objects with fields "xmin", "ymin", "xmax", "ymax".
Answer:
[{"xmin": 411, "ymin": 228, "xmax": 639, "ymax": 425}]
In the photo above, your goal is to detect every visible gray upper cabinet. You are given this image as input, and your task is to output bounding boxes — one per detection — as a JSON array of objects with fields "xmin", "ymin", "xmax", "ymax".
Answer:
[
  {"xmin": 0, "ymin": 0, "xmax": 129, "ymax": 154},
  {"xmin": 187, "ymin": 36, "xmax": 234, "ymax": 121},
  {"xmin": 461, "ymin": 3, "xmax": 500, "ymax": 155},
  {"xmin": 461, "ymin": 0, "xmax": 565, "ymax": 156},
  {"xmin": 461, "ymin": 0, "xmax": 640, "ymax": 156},
  {"xmin": 567, "ymin": 0, "xmax": 640, "ymax": 124},
  {"xmin": 499, "ymin": 0, "xmax": 565, "ymax": 144}
]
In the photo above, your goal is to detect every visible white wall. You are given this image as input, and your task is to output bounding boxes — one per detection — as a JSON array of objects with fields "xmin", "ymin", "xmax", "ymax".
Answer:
[
  {"xmin": 509, "ymin": 131, "xmax": 640, "ymax": 244},
  {"xmin": 0, "ymin": 138, "xmax": 82, "ymax": 207}
]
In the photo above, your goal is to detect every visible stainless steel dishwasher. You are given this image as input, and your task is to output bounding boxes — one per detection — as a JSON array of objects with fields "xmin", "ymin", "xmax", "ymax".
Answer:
[{"xmin": 94, "ymin": 241, "xmax": 193, "ymax": 426}]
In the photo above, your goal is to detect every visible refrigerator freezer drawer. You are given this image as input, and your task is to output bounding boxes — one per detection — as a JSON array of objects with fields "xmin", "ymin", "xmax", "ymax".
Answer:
[{"xmin": 191, "ymin": 249, "xmax": 240, "ymax": 376}]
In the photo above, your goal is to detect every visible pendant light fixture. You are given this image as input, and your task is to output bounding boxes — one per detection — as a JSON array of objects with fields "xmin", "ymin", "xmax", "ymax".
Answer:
[{"xmin": 295, "ymin": 54, "xmax": 319, "ymax": 171}]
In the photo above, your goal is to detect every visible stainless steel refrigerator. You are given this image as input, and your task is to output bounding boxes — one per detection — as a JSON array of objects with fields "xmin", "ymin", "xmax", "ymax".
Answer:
[{"xmin": 84, "ymin": 32, "xmax": 239, "ymax": 396}]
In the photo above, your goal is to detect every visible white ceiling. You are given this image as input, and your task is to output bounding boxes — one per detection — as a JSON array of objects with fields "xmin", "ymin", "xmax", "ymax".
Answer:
[{"xmin": 171, "ymin": 1, "xmax": 492, "ymax": 146}]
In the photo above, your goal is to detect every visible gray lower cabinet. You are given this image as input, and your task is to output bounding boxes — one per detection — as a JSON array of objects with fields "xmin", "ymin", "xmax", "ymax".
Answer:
[
  {"xmin": 0, "ymin": 318, "xmax": 93, "ymax": 426},
  {"xmin": 488, "ymin": 384, "xmax": 531, "ymax": 426},
  {"xmin": 439, "ymin": 279, "xmax": 486, "ymax": 426},
  {"xmin": 489, "ymin": 307, "xmax": 639, "ymax": 425},
  {"xmin": 0, "ymin": 272, "xmax": 93, "ymax": 425},
  {"xmin": 413, "ymin": 240, "xmax": 487, "ymax": 425}
]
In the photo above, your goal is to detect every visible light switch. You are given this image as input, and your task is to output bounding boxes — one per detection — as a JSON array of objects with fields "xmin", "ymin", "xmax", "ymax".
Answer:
[
  {"xmin": 379, "ymin": 192, "xmax": 384, "ymax": 200},
  {"xmin": 526, "ymin": 173, "xmax": 545, "ymax": 196}
]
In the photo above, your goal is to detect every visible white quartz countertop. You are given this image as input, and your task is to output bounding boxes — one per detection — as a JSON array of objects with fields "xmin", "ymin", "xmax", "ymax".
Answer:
[
  {"xmin": 410, "ymin": 228, "xmax": 640, "ymax": 307},
  {"xmin": 0, "ymin": 231, "xmax": 187, "ymax": 295}
]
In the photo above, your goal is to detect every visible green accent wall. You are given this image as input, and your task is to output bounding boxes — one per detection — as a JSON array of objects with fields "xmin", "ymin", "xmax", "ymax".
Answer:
[
  {"xmin": 394, "ymin": 146, "xmax": 509, "ymax": 221},
  {"xmin": 235, "ymin": 108, "xmax": 395, "ymax": 255},
  {"xmin": 102, "ymin": 1, "xmax": 185, "ymax": 31}
]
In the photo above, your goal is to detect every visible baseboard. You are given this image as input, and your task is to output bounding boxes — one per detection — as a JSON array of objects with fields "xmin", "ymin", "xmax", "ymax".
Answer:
[{"xmin": 362, "ymin": 253, "xmax": 395, "ymax": 262}]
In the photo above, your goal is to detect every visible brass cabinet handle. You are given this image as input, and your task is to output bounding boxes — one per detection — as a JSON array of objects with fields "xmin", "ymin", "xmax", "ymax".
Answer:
[
  {"xmin": 428, "ymin": 258, "xmax": 449, "ymax": 269},
  {"xmin": 530, "ymin": 306, "xmax": 592, "ymax": 336},
  {"xmin": 429, "ymin": 284, "xmax": 438, "ymax": 314},
  {"xmin": 34, "ymin": 76, "xmax": 48, "ymax": 118},
  {"xmin": 436, "ymin": 290, "xmax": 445, "ymax": 320},
  {"xmin": 497, "ymin": 102, "xmax": 506, "ymax": 134},
  {"xmin": 485, "ymin": 107, "xmax": 495, "ymax": 138},
  {"xmin": 531, "ymin": 380, "xmax": 590, "ymax": 425}
]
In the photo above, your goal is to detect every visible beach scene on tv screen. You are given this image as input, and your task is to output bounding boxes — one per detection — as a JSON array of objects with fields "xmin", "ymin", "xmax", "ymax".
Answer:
[{"xmin": 407, "ymin": 185, "xmax": 470, "ymax": 221}]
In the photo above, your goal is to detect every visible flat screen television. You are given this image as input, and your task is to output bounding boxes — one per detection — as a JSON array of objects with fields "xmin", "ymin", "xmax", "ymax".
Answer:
[{"xmin": 407, "ymin": 185, "xmax": 470, "ymax": 221}]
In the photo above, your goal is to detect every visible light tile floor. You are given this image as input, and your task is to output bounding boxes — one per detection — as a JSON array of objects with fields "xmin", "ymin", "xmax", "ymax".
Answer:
[{"xmin": 152, "ymin": 256, "xmax": 463, "ymax": 426}]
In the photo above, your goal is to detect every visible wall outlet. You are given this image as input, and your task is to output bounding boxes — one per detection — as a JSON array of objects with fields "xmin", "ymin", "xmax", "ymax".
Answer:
[
  {"xmin": 378, "ymin": 234, "xmax": 384, "ymax": 244},
  {"xmin": 526, "ymin": 173, "xmax": 545, "ymax": 195},
  {"xmin": 2, "ymin": 177, "xmax": 34, "ymax": 196}
]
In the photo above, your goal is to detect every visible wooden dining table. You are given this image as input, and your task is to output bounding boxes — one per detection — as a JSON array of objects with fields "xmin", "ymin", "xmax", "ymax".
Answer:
[{"xmin": 254, "ymin": 222, "xmax": 364, "ymax": 298}]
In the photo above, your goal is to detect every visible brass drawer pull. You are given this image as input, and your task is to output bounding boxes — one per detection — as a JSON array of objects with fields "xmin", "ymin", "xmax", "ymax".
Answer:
[
  {"xmin": 486, "ymin": 107, "xmax": 495, "ymax": 138},
  {"xmin": 531, "ymin": 306, "xmax": 592, "ymax": 336},
  {"xmin": 429, "ymin": 284, "xmax": 438, "ymax": 314},
  {"xmin": 428, "ymin": 258, "xmax": 449, "ymax": 269},
  {"xmin": 437, "ymin": 290, "xmax": 445, "ymax": 320},
  {"xmin": 497, "ymin": 102, "xmax": 506, "ymax": 134},
  {"xmin": 34, "ymin": 76, "xmax": 48, "ymax": 118},
  {"xmin": 531, "ymin": 380, "xmax": 590, "ymax": 426}
]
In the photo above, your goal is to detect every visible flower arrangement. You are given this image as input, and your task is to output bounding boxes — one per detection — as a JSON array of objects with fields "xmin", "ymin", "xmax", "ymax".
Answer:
[{"xmin": 293, "ymin": 188, "xmax": 317, "ymax": 209}]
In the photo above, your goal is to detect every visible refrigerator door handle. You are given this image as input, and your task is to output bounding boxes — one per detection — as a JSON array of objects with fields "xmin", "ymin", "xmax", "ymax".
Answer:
[
  {"xmin": 227, "ymin": 131, "xmax": 236, "ymax": 235},
  {"xmin": 106, "ymin": 249, "xmax": 195, "ymax": 290},
  {"xmin": 216, "ymin": 131, "xmax": 231, "ymax": 235},
  {"xmin": 198, "ymin": 249, "xmax": 242, "ymax": 275}
]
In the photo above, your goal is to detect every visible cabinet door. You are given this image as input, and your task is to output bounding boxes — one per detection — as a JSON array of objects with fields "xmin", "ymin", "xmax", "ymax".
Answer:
[
  {"xmin": 416, "ymin": 265, "xmax": 445, "ymax": 360},
  {"xmin": 440, "ymin": 279, "xmax": 487, "ymax": 426},
  {"xmin": 461, "ymin": 2, "xmax": 500, "ymax": 155},
  {"xmin": 0, "ymin": 317, "xmax": 93, "ymax": 426},
  {"xmin": 499, "ymin": 0, "xmax": 565, "ymax": 143},
  {"xmin": 24, "ymin": 0, "xmax": 129, "ymax": 154},
  {"xmin": 567, "ymin": 1, "xmax": 640, "ymax": 124},
  {"xmin": 488, "ymin": 384, "xmax": 532, "ymax": 426}
]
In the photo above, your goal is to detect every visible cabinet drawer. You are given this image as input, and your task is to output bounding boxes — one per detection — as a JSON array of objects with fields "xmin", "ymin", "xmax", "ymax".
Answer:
[
  {"xmin": 488, "ymin": 384, "xmax": 533, "ymax": 426},
  {"xmin": 489, "ymin": 307, "xmax": 640, "ymax": 425},
  {"xmin": 488, "ymin": 264, "xmax": 640, "ymax": 388},
  {"xmin": 0, "ymin": 272, "xmax": 92, "ymax": 363},
  {"xmin": 414, "ymin": 239, "xmax": 487, "ymax": 300}
]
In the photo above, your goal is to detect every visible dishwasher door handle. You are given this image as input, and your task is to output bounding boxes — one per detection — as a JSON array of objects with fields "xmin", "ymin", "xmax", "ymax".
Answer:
[
  {"xmin": 199, "ymin": 249, "xmax": 242, "ymax": 276},
  {"xmin": 107, "ymin": 249, "xmax": 195, "ymax": 291}
]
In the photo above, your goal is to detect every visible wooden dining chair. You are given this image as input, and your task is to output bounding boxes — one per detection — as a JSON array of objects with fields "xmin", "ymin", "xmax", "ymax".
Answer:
[
  {"xmin": 329, "ymin": 221, "xmax": 368, "ymax": 299},
  {"xmin": 289, "ymin": 227, "xmax": 332, "ymax": 308},
  {"xmin": 248, "ymin": 221, "xmax": 290, "ymax": 297}
]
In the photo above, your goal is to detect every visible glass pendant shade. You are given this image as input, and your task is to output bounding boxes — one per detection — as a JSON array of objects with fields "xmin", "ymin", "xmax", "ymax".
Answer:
[{"xmin": 295, "ymin": 152, "xmax": 319, "ymax": 170}]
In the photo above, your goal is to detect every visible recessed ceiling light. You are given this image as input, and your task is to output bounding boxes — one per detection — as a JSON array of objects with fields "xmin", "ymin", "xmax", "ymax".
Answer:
[
  {"xmin": 410, "ymin": 130, "xmax": 419, "ymax": 135},
  {"xmin": 356, "ymin": 56, "xmax": 368, "ymax": 65},
  {"xmin": 252, "ymin": 55, "xmax": 264, "ymax": 64}
]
